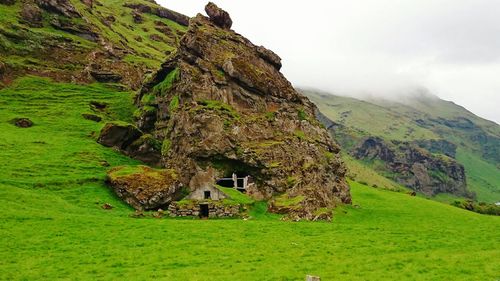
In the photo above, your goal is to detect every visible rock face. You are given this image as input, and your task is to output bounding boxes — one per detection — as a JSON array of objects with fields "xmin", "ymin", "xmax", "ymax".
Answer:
[
  {"xmin": 20, "ymin": 4, "xmax": 43, "ymax": 28},
  {"xmin": 130, "ymin": 6, "xmax": 351, "ymax": 218},
  {"xmin": 205, "ymin": 2, "xmax": 232, "ymax": 29},
  {"xmin": 354, "ymin": 137, "xmax": 468, "ymax": 196},
  {"xmin": 98, "ymin": 122, "xmax": 142, "ymax": 149},
  {"xmin": 98, "ymin": 122, "xmax": 162, "ymax": 166},
  {"xmin": 35, "ymin": 0, "xmax": 81, "ymax": 18}
]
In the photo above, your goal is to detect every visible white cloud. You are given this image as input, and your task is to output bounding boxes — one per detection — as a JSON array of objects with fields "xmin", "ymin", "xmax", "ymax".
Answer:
[{"xmin": 158, "ymin": 0, "xmax": 500, "ymax": 123}]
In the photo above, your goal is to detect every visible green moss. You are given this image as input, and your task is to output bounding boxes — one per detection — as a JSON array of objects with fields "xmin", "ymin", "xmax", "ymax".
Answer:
[
  {"xmin": 140, "ymin": 94, "xmax": 156, "ymax": 106},
  {"xmin": 194, "ymin": 99, "xmax": 240, "ymax": 120},
  {"xmin": 313, "ymin": 207, "xmax": 331, "ymax": 216},
  {"xmin": 161, "ymin": 140, "xmax": 172, "ymax": 156},
  {"xmin": 298, "ymin": 108, "xmax": 308, "ymax": 121},
  {"xmin": 294, "ymin": 130, "xmax": 306, "ymax": 140},
  {"xmin": 108, "ymin": 165, "xmax": 145, "ymax": 178},
  {"xmin": 269, "ymin": 162, "xmax": 281, "ymax": 168},
  {"xmin": 265, "ymin": 111, "xmax": 276, "ymax": 121},
  {"xmin": 215, "ymin": 69, "xmax": 225, "ymax": 79},
  {"xmin": 153, "ymin": 68, "xmax": 179, "ymax": 95},
  {"xmin": 109, "ymin": 165, "xmax": 177, "ymax": 180},
  {"xmin": 324, "ymin": 151, "xmax": 334, "ymax": 160},
  {"xmin": 273, "ymin": 194, "xmax": 304, "ymax": 208},
  {"xmin": 169, "ymin": 95, "xmax": 179, "ymax": 112},
  {"xmin": 286, "ymin": 176, "xmax": 298, "ymax": 187},
  {"xmin": 131, "ymin": 134, "xmax": 161, "ymax": 151}
]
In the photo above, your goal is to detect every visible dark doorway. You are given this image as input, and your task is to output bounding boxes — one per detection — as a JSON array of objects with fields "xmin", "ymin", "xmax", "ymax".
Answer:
[
  {"xmin": 199, "ymin": 204, "xmax": 209, "ymax": 218},
  {"xmin": 216, "ymin": 178, "xmax": 234, "ymax": 188},
  {"xmin": 204, "ymin": 191, "xmax": 211, "ymax": 199}
]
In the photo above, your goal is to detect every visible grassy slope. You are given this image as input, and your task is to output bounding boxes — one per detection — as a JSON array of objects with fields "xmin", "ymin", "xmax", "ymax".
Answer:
[
  {"xmin": 0, "ymin": 77, "xmax": 499, "ymax": 280},
  {"xmin": 457, "ymin": 148, "xmax": 500, "ymax": 202},
  {"xmin": 0, "ymin": 0, "xmax": 186, "ymax": 79},
  {"xmin": 305, "ymin": 91, "xmax": 500, "ymax": 203}
]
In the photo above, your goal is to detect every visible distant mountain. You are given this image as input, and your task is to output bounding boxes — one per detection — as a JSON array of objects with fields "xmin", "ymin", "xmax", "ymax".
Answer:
[{"xmin": 303, "ymin": 89, "xmax": 500, "ymax": 203}]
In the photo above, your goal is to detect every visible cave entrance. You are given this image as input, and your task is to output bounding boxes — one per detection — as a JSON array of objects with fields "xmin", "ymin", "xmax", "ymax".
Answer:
[
  {"xmin": 199, "ymin": 204, "xmax": 209, "ymax": 218},
  {"xmin": 216, "ymin": 172, "xmax": 253, "ymax": 192}
]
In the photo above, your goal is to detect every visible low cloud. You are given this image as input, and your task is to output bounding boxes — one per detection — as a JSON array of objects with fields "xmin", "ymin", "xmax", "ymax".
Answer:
[{"xmin": 159, "ymin": 0, "xmax": 500, "ymax": 123}]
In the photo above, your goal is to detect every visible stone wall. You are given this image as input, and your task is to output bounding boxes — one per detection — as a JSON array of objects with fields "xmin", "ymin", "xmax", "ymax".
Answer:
[{"xmin": 168, "ymin": 201, "xmax": 240, "ymax": 218}]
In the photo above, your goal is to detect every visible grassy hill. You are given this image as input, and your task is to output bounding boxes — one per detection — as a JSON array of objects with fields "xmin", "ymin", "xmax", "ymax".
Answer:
[
  {"xmin": 1, "ymin": 77, "xmax": 499, "ymax": 281},
  {"xmin": 1, "ymin": 1, "xmax": 499, "ymax": 280},
  {"xmin": 304, "ymin": 90, "xmax": 500, "ymax": 203},
  {"xmin": 0, "ymin": 0, "xmax": 186, "ymax": 89}
]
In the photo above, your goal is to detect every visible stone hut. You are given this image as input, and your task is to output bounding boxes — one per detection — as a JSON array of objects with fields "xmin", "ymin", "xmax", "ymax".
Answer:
[{"xmin": 168, "ymin": 185, "xmax": 240, "ymax": 218}]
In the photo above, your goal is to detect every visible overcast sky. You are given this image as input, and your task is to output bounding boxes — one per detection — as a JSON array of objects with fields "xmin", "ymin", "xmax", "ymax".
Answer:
[{"xmin": 158, "ymin": 0, "xmax": 500, "ymax": 123}]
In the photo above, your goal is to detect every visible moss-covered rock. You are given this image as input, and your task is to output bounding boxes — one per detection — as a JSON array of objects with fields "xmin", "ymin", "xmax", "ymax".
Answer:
[
  {"xmin": 107, "ymin": 165, "xmax": 180, "ymax": 210},
  {"xmin": 97, "ymin": 122, "xmax": 142, "ymax": 150},
  {"xmin": 131, "ymin": 5, "xmax": 351, "ymax": 219}
]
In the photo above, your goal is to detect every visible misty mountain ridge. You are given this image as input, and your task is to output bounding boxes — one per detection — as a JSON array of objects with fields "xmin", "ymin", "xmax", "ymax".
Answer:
[{"xmin": 303, "ymin": 88, "xmax": 500, "ymax": 203}]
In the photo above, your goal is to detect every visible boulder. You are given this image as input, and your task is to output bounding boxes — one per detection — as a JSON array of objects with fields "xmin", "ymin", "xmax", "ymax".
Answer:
[
  {"xmin": 20, "ymin": 4, "xmax": 43, "ymax": 28},
  {"xmin": 97, "ymin": 122, "xmax": 142, "ymax": 149},
  {"xmin": 106, "ymin": 165, "xmax": 181, "ymax": 210},
  {"xmin": 82, "ymin": 113, "xmax": 102, "ymax": 122},
  {"xmin": 205, "ymin": 2, "xmax": 232, "ymax": 29},
  {"xmin": 35, "ymin": 0, "xmax": 81, "ymax": 18},
  {"xmin": 132, "ymin": 10, "xmax": 351, "ymax": 219},
  {"xmin": 13, "ymin": 118, "xmax": 34, "ymax": 128}
]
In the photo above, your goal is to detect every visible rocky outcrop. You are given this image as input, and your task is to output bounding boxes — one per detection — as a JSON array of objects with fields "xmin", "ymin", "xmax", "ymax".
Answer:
[
  {"xmin": 98, "ymin": 122, "xmax": 161, "ymax": 166},
  {"xmin": 35, "ymin": 0, "xmax": 81, "ymax": 18},
  {"xmin": 20, "ymin": 4, "xmax": 43, "ymax": 28},
  {"xmin": 50, "ymin": 17, "xmax": 99, "ymax": 42},
  {"xmin": 414, "ymin": 139, "xmax": 457, "ymax": 158},
  {"xmin": 98, "ymin": 122, "xmax": 142, "ymax": 149},
  {"xmin": 107, "ymin": 166, "xmax": 181, "ymax": 210},
  {"xmin": 123, "ymin": 3, "xmax": 189, "ymax": 26},
  {"xmin": 205, "ymin": 2, "xmax": 232, "ymax": 29},
  {"xmin": 354, "ymin": 137, "xmax": 468, "ymax": 197},
  {"xmin": 127, "ymin": 4, "xmax": 351, "ymax": 218}
]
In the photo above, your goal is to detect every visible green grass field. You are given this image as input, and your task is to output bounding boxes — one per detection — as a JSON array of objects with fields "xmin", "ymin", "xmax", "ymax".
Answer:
[{"xmin": 1, "ymin": 78, "xmax": 499, "ymax": 280}]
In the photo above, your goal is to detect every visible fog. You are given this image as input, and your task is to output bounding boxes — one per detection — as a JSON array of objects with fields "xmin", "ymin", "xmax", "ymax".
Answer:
[{"xmin": 157, "ymin": 0, "xmax": 500, "ymax": 123}]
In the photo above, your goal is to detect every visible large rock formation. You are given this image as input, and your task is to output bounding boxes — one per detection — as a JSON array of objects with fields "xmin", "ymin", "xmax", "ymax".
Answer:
[
  {"xmin": 354, "ymin": 137, "xmax": 469, "ymax": 196},
  {"xmin": 110, "ymin": 4, "xmax": 351, "ymax": 218}
]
